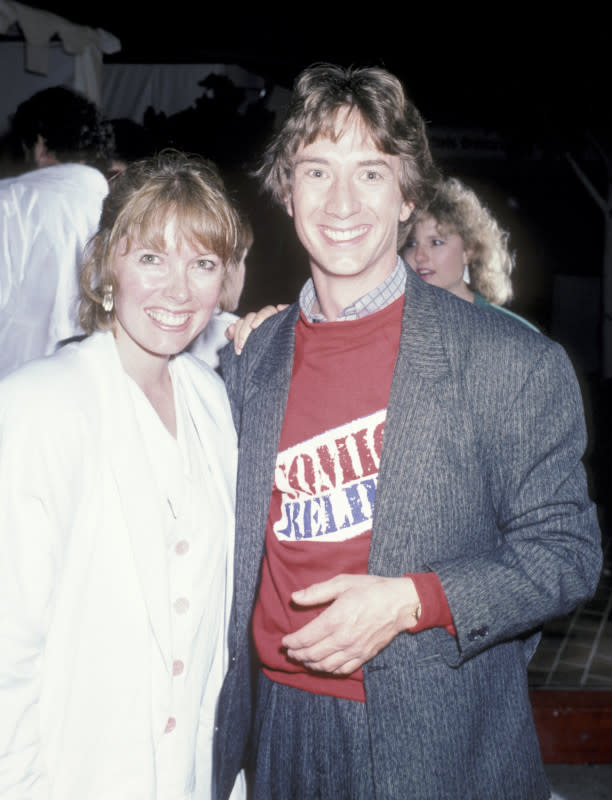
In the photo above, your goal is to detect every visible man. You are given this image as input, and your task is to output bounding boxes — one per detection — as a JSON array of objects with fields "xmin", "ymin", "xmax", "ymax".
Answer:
[
  {"xmin": 214, "ymin": 65, "xmax": 602, "ymax": 800},
  {"xmin": 0, "ymin": 87, "xmax": 112, "ymax": 378}
]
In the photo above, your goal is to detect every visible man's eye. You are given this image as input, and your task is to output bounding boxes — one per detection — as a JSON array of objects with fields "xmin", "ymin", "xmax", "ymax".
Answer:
[
  {"xmin": 365, "ymin": 171, "xmax": 381, "ymax": 180},
  {"xmin": 308, "ymin": 169, "xmax": 325, "ymax": 178},
  {"xmin": 432, "ymin": 239, "xmax": 445, "ymax": 246},
  {"xmin": 404, "ymin": 240, "xmax": 416, "ymax": 249}
]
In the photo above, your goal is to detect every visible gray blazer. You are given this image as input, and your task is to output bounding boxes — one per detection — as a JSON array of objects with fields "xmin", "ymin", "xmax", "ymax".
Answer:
[{"xmin": 214, "ymin": 266, "xmax": 602, "ymax": 800}]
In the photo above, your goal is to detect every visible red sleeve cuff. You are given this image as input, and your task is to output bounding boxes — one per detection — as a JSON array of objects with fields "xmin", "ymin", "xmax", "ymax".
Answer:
[{"xmin": 405, "ymin": 571, "xmax": 456, "ymax": 636}]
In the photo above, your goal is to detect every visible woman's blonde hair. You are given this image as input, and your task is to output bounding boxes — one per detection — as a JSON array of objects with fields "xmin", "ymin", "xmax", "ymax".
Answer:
[
  {"xmin": 403, "ymin": 177, "xmax": 515, "ymax": 305},
  {"xmin": 79, "ymin": 150, "xmax": 241, "ymax": 333}
]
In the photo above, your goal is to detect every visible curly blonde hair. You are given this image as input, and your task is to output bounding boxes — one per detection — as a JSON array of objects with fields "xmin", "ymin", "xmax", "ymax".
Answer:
[
  {"xmin": 403, "ymin": 177, "xmax": 514, "ymax": 305},
  {"xmin": 79, "ymin": 150, "xmax": 241, "ymax": 334}
]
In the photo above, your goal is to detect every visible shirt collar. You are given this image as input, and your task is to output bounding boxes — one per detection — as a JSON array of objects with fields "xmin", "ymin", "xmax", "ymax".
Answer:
[{"xmin": 299, "ymin": 257, "xmax": 407, "ymax": 322}]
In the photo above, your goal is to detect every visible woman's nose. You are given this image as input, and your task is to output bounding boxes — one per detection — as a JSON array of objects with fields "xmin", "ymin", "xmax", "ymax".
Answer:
[{"xmin": 164, "ymin": 264, "xmax": 190, "ymax": 302}]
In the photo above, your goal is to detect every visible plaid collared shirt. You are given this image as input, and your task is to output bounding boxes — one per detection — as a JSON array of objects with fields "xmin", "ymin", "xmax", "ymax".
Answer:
[{"xmin": 298, "ymin": 257, "xmax": 407, "ymax": 322}]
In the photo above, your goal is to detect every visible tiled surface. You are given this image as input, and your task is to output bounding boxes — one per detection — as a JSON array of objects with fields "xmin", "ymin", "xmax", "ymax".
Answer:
[{"xmin": 529, "ymin": 537, "xmax": 612, "ymax": 688}]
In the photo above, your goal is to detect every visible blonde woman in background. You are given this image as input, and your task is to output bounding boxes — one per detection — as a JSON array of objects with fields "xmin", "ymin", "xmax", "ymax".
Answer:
[{"xmin": 401, "ymin": 176, "xmax": 538, "ymax": 330}]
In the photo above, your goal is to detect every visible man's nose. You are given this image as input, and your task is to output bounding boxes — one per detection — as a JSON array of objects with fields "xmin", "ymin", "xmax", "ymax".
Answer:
[{"xmin": 324, "ymin": 176, "xmax": 360, "ymax": 218}]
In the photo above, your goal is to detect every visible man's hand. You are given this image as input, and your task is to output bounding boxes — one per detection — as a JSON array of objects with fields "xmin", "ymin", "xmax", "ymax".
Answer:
[
  {"xmin": 282, "ymin": 574, "xmax": 421, "ymax": 675},
  {"xmin": 225, "ymin": 304, "xmax": 289, "ymax": 354}
]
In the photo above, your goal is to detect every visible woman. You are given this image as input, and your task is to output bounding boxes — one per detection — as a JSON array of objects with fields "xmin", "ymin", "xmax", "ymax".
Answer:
[
  {"xmin": 0, "ymin": 152, "xmax": 245, "ymax": 799},
  {"xmin": 401, "ymin": 176, "xmax": 538, "ymax": 329}
]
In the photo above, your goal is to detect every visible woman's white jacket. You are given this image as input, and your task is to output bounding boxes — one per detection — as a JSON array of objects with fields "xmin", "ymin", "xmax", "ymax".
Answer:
[{"xmin": 0, "ymin": 332, "xmax": 239, "ymax": 799}]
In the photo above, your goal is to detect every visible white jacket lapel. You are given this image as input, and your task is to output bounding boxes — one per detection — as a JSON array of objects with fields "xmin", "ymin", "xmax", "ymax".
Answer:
[{"xmin": 87, "ymin": 333, "xmax": 173, "ymax": 672}]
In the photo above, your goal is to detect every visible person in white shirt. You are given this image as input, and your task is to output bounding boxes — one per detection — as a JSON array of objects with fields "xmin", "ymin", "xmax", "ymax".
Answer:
[
  {"xmin": 0, "ymin": 86, "xmax": 114, "ymax": 379},
  {"xmin": 188, "ymin": 211, "xmax": 252, "ymax": 369},
  {"xmin": 0, "ymin": 151, "xmax": 245, "ymax": 800}
]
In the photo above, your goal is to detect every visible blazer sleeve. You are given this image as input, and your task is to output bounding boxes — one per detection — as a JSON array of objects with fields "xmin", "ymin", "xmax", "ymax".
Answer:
[
  {"xmin": 430, "ymin": 339, "xmax": 602, "ymax": 663},
  {"xmin": 0, "ymin": 375, "xmax": 89, "ymax": 797}
]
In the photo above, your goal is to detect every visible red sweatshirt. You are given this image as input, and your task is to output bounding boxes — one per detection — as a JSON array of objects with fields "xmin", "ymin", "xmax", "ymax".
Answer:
[{"xmin": 253, "ymin": 297, "xmax": 453, "ymax": 702}]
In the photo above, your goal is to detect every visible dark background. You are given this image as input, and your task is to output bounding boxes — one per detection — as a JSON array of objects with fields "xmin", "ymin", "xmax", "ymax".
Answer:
[
  {"xmin": 69, "ymin": 8, "xmax": 610, "ymax": 317},
  {"xmin": 6, "ymin": 5, "xmax": 610, "ymax": 341},
  {"xmin": 19, "ymin": 4, "xmax": 610, "ymax": 134},
  {"xmin": 7, "ymin": 5, "xmax": 612, "ymax": 503},
  {"xmin": 13, "ymin": 6, "xmax": 612, "ymax": 320}
]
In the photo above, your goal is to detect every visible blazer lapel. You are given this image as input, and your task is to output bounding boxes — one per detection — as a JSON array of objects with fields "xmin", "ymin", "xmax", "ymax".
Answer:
[
  {"xmin": 233, "ymin": 308, "xmax": 298, "ymax": 631},
  {"xmin": 370, "ymin": 270, "xmax": 452, "ymax": 574}
]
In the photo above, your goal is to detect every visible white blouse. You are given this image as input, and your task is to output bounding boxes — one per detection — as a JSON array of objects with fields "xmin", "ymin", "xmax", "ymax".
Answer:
[{"xmin": 127, "ymin": 366, "xmax": 228, "ymax": 799}]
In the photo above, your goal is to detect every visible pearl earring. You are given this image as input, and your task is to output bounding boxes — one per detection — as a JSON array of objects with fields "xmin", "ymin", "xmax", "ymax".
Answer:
[{"xmin": 102, "ymin": 284, "xmax": 114, "ymax": 313}]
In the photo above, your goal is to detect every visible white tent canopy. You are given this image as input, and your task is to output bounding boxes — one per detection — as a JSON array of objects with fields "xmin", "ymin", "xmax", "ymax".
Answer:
[
  {"xmin": 102, "ymin": 62, "xmax": 268, "ymax": 125},
  {"xmin": 0, "ymin": 1, "xmax": 286, "ymax": 139},
  {"xmin": 0, "ymin": 0, "xmax": 120, "ymax": 134}
]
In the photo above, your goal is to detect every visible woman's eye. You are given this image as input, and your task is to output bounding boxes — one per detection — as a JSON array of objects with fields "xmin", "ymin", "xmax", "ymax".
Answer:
[
  {"xmin": 308, "ymin": 168, "xmax": 325, "ymax": 178},
  {"xmin": 195, "ymin": 258, "xmax": 217, "ymax": 271},
  {"xmin": 404, "ymin": 240, "xmax": 416, "ymax": 249},
  {"xmin": 140, "ymin": 253, "xmax": 160, "ymax": 264},
  {"xmin": 432, "ymin": 239, "xmax": 445, "ymax": 246},
  {"xmin": 364, "ymin": 171, "xmax": 381, "ymax": 181}
]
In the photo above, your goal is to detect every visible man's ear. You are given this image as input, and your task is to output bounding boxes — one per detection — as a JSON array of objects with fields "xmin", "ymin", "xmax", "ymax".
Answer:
[{"xmin": 283, "ymin": 190, "xmax": 294, "ymax": 218}]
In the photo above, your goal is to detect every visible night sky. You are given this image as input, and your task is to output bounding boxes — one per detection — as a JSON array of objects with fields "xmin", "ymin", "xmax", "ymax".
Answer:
[
  {"xmin": 19, "ymin": 5, "xmax": 609, "ymax": 134},
  {"xmin": 11, "ymin": 5, "xmax": 612, "ymax": 355}
]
